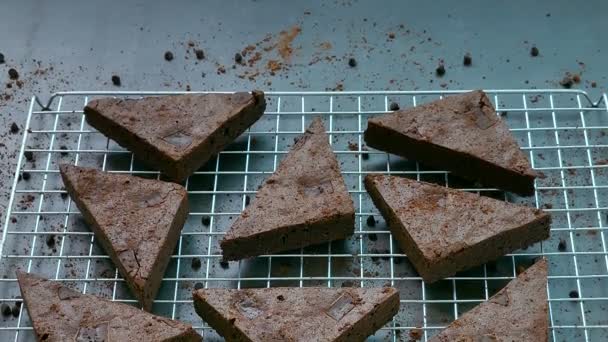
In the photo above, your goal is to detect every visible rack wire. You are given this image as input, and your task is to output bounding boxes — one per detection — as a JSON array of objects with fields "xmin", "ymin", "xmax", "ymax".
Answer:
[{"xmin": 1, "ymin": 89, "xmax": 607, "ymax": 341}]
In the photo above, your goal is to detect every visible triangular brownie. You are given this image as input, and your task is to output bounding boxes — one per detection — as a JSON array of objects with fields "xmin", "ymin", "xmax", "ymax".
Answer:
[
  {"xmin": 193, "ymin": 287, "xmax": 399, "ymax": 341},
  {"xmin": 60, "ymin": 164, "xmax": 189, "ymax": 310},
  {"xmin": 365, "ymin": 174, "xmax": 550, "ymax": 283},
  {"xmin": 364, "ymin": 90, "xmax": 537, "ymax": 195},
  {"xmin": 17, "ymin": 271, "xmax": 202, "ymax": 342},
  {"xmin": 221, "ymin": 117, "xmax": 355, "ymax": 260},
  {"xmin": 429, "ymin": 258, "xmax": 549, "ymax": 341},
  {"xmin": 84, "ymin": 91, "xmax": 266, "ymax": 181}
]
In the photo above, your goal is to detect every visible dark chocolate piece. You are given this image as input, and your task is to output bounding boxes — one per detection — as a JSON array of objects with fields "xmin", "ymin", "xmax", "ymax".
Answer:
[
  {"xmin": 364, "ymin": 90, "xmax": 537, "ymax": 195},
  {"xmin": 365, "ymin": 174, "xmax": 551, "ymax": 283},
  {"xmin": 429, "ymin": 259, "xmax": 548, "ymax": 341},
  {"xmin": 193, "ymin": 287, "xmax": 399, "ymax": 341},
  {"xmin": 60, "ymin": 164, "xmax": 189, "ymax": 311},
  {"xmin": 221, "ymin": 118, "xmax": 355, "ymax": 260},
  {"xmin": 17, "ymin": 272, "xmax": 201, "ymax": 342},
  {"xmin": 84, "ymin": 91, "xmax": 266, "ymax": 181},
  {"xmin": 111, "ymin": 75, "xmax": 121, "ymax": 86}
]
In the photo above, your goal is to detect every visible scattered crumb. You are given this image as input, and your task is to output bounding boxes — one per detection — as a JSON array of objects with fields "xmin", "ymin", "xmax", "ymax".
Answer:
[
  {"xmin": 558, "ymin": 238, "xmax": 567, "ymax": 252},
  {"xmin": 409, "ymin": 327, "xmax": 423, "ymax": 341},
  {"xmin": 436, "ymin": 64, "xmax": 445, "ymax": 77},
  {"xmin": 8, "ymin": 68, "xmax": 19, "ymax": 80},
  {"xmin": 111, "ymin": 75, "xmax": 121, "ymax": 86},
  {"xmin": 348, "ymin": 58, "xmax": 357, "ymax": 68},
  {"xmin": 164, "ymin": 51, "xmax": 174, "ymax": 61},
  {"xmin": 463, "ymin": 53, "xmax": 472, "ymax": 66},
  {"xmin": 530, "ymin": 46, "xmax": 539, "ymax": 57},
  {"xmin": 366, "ymin": 215, "xmax": 376, "ymax": 227}
]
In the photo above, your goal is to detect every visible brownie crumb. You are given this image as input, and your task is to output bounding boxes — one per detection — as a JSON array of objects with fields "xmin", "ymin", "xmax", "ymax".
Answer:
[
  {"xmin": 389, "ymin": 102, "xmax": 400, "ymax": 111},
  {"xmin": 276, "ymin": 295, "xmax": 285, "ymax": 301},
  {"xmin": 195, "ymin": 49, "xmax": 205, "ymax": 60},
  {"xmin": 10, "ymin": 217, "xmax": 17, "ymax": 224},
  {"xmin": 46, "ymin": 234, "xmax": 56, "ymax": 248},
  {"xmin": 59, "ymin": 145, "xmax": 68, "ymax": 156},
  {"xmin": 361, "ymin": 151, "xmax": 369, "ymax": 160},
  {"xmin": 24, "ymin": 151, "xmax": 34, "ymax": 161},
  {"xmin": 10, "ymin": 122, "xmax": 19, "ymax": 134},
  {"xmin": 245, "ymin": 195, "xmax": 250, "ymax": 206},
  {"xmin": 530, "ymin": 46, "xmax": 539, "ymax": 57},
  {"xmin": 164, "ymin": 51, "xmax": 174, "ymax": 61},
  {"xmin": 235, "ymin": 53, "xmax": 243, "ymax": 64},
  {"xmin": 191, "ymin": 257, "xmax": 202, "ymax": 270},
  {"xmin": 572, "ymin": 74, "xmax": 581, "ymax": 84},
  {"xmin": 435, "ymin": 64, "xmax": 445, "ymax": 76},
  {"xmin": 366, "ymin": 215, "xmax": 376, "ymax": 227},
  {"xmin": 22, "ymin": 172, "xmax": 31, "ymax": 181},
  {"xmin": 560, "ymin": 76, "xmax": 573, "ymax": 89},
  {"xmin": 558, "ymin": 238, "xmax": 567, "ymax": 252},
  {"xmin": 591, "ymin": 81, "xmax": 597, "ymax": 88},
  {"xmin": 1, "ymin": 303, "xmax": 11, "ymax": 317},
  {"xmin": 194, "ymin": 282, "xmax": 204, "ymax": 290},
  {"xmin": 348, "ymin": 58, "xmax": 357, "ymax": 67},
  {"xmin": 201, "ymin": 216, "xmax": 211, "ymax": 226},
  {"xmin": 61, "ymin": 192, "xmax": 68, "ymax": 200},
  {"xmin": 0, "ymin": 53, "xmax": 4, "ymax": 64},
  {"xmin": 463, "ymin": 53, "xmax": 472, "ymax": 66},
  {"xmin": 388, "ymin": 32, "xmax": 396, "ymax": 39},
  {"xmin": 11, "ymin": 305, "xmax": 19, "ymax": 317},
  {"xmin": 409, "ymin": 328, "xmax": 423, "ymax": 341},
  {"xmin": 8, "ymin": 68, "xmax": 19, "ymax": 80},
  {"xmin": 569, "ymin": 290, "xmax": 579, "ymax": 299},
  {"xmin": 219, "ymin": 261, "xmax": 229, "ymax": 269},
  {"xmin": 111, "ymin": 75, "xmax": 121, "ymax": 86},
  {"xmin": 368, "ymin": 233, "xmax": 378, "ymax": 241}
]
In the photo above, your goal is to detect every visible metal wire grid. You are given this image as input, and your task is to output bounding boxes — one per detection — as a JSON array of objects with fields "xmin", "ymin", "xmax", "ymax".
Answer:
[{"xmin": 0, "ymin": 89, "xmax": 607, "ymax": 341}]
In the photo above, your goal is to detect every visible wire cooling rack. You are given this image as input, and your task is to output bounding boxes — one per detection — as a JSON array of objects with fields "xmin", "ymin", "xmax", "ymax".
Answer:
[{"xmin": 0, "ymin": 89, "xmax": 607, "ymax": 341}]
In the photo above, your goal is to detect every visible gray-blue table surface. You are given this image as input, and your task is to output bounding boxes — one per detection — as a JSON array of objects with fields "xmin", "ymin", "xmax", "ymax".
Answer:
[{"xmin": 1, "ymin": 0, "xmax": 607, "ymax": 341}]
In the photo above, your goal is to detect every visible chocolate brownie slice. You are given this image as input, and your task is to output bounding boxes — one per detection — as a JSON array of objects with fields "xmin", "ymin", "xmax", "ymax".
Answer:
[
  {"xmin": 429, "ymin": 258, "xmax": 548, "ymax": 341},
  {"xmin": 365, "ymin": 174, "xmax": 550, "ymax": 283},
  {"xmin": 193, "ymin": 287, "xmax": 399, "ymax": 342},
  {"xmin": 17, "ymin": 271, "xmax": 202, "ymax": 342},
  {"xmin": 84, "ymin": 91, "xmax": 266, "ymax": 181},
  {"xmin": 364, "ymin": 90, "xmax": 537, "ymax": 195},
  {"xmin": 221, "ymin": 117, "xmax": 355, "ymax": 260},
  {"xmin": 60, "ymin": 164, "xmax": 188, "ymax": 311}
]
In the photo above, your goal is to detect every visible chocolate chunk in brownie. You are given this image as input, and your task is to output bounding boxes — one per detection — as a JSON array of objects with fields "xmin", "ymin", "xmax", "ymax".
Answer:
[
  {"xmin": 60, "ymin": 164, "xmax": 189, "ymax": 311},
  {"xmin": 221, "ymin": 118, "xmax": 355, "ymax": 260}
]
